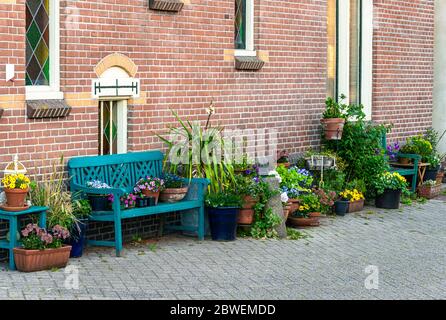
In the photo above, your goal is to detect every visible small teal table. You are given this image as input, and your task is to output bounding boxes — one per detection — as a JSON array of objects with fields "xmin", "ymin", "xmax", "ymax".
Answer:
[{"xmin": 0, "ymin": 206, "xmax": 48, "ymax": 270}]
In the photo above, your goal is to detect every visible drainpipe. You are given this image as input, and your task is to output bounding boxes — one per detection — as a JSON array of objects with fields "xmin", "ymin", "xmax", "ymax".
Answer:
[{"xmin": 434, "ymin": 0, "xmax": 446, "ymax": 153}]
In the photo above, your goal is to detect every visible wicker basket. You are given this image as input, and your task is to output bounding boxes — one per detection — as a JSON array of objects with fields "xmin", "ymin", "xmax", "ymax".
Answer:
[{"xmin": 417, "ymin": 184, "xmax": 442, "ymax": 199}]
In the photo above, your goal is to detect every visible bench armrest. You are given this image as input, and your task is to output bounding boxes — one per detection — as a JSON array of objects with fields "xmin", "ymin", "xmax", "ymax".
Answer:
[
  {"xmin": 71, "ymin": 183, "xmax": 126, "ymax": 197},
  {"xmin": 183, "ymin": 178, "xmax": 210, "ymax": 201}
]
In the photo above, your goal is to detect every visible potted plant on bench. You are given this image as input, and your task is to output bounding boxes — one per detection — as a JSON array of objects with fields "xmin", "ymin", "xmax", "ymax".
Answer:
[
  {"xmin": 134, "ymin": 176, "xmax": 165, "ymax": 205},
  {"xmin": 86, "ymin": 180, "xmax": 112, "ymax": 211},
  {"xmin": 373, "ymin": 172, "xmax": 408, "ymax": 209},
  {"xmin": 13, "ymin": 224, "xmax": 71, "ymax": 272},
  {"xmin": 160, "ymin": 173, "xmax": 189, "ymax": 203}
]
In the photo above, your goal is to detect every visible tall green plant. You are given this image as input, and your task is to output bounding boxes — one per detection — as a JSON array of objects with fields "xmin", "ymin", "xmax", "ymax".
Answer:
[
  {"xmin": 157, "ymin": 105, "xmax": 235, "ymax": 193},
  {"xmin": 29, "ymin": 156, "xmax": 77, "ymax": 229}
]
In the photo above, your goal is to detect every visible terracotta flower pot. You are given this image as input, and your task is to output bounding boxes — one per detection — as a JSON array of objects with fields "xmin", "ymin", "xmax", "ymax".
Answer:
[
  {"xmin": 398, "ymin": 157, "xmax": 411, "ymax": 165},
  {"xmin": 13, "ymin": 245, "xmax": 72, "ymax": 272},
  {"xmin": 159, "ymin": 187, "xmax": 189, "ymax": 203},
  {"xmin": 347, "ymin": 199, "xmax": 365, "ymax": 213},
  {"xmin": 288, "ymin": 216, "xmax": 320, "ymax": 227},
  {"xmin": 288, "ymin": 199, "xmax": 300, "ymax": 214},
  {"xmin": 4, "ymin": 188, "xmax": 29, "ymax": 208},
  {"xmin": 308, "ymin": 212, "xmax": 322, "ymax": 218},
  {"xmin": 321, "ymin": 118, "xmax": 345, "ymax": 140},
  {"xmin": 237, "ymin": 196, "xmax": 258, "ymax": 225},
  {"xmin": 141, "ymin": 190, "xmax": 160, "ymax": 205},
  {"xmin": 283, "ymin": 205, "xmax": 291, "ymax": 221}
]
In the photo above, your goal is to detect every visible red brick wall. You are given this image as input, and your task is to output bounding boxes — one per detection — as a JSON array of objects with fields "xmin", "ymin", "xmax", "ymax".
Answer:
[
  {"xmin": 372, "ymin": 0, "xmax": 435, "ymax": 142},
  {"xmin": 0, "ymin": 0, "xmax": 435, "ymax": 174}
]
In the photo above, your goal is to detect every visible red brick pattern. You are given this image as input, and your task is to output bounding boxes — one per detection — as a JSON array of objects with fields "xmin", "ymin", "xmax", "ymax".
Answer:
[
  {"xmin": 372, "ymin": 0, "xmax": 434, "ymax": 142},
  {"xmin": 0, "ymin": 0, "xmax": 435, "ymax": 174}
]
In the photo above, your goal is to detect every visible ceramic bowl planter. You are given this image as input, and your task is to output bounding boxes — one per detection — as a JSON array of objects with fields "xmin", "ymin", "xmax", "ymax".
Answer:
[
  {"xmin": 423, "ymin": 166, "xmax": 440, "ymax": 183},
  {"xmin": 348, "ymin": 199, "xmax": 365, "ymax": 213},
  {"xmin": 375, "ymin": 189, "xmax": 402, "ymax": 209},
  {"xmin": 287, "ymin": 216, "xmax": 320, "ymax": 227},
  {"xmin": 68, "ymin": 220, "xmax": 87, "ymax": 258},
  {"xmin": 88, "ymin": 195, "xmax": 109, "ymax": 211},
  {"xmin": 321, "ymin": 118, "xmax": 345, "ymax": 140},
  {"xmin": 418, "ymin": 183, "xmax": 441, "ymax": 199},
  {"xmin": 3, "ymin": 188, "xmax": 29, "ymax": 209},
  {"xmin": 237, "ymin": 195, "xmax": 257, "ymax": 225},
  {"xmin": 208, "ymin": 207, "xmax": 239, "ymax": 241},
  {"xmin": 13, "ymin": 245, "xmax": 72, "ymax": 272},
  {"xmin": 334, "ymin": 200, "xmax": 349, "ymax": 216},
  {"xmin": 160, "ymin": 187, "xmax": 189, "ymax": 203}
]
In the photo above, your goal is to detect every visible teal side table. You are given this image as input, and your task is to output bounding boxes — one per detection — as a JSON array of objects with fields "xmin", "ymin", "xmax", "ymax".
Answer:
[{"xmin": 0, "ymin": 206, "xmax": 48, "ymax": 270}]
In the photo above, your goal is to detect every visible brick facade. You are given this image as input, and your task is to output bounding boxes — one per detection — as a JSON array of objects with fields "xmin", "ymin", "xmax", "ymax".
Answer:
[{"xmin": 0, "ymin": 1, "xmax": 436, "ymax": 260}]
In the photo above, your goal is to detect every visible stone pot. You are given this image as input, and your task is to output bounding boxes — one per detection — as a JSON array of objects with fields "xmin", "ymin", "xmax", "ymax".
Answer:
[
  {"xmin": 159, "ymin": 187, "xmax": 189, "ymax": 203},
  {"xmin": 348, "ymin": 199, "xmax": 365, "ymax": 213},
  {"xmin": 13, "ymin": 245, "xmax": 72, "ymax": 272},
  {"xmin": 4, "ymin": 188, "xmax": 29, "ymax": 209},
  {"xmin": 321, "ymin": 118, "xmax": 345, "ymax": 140},
  {"xmin": 417, "ymin": 184, "xmax": 441, "ymax": 199}
]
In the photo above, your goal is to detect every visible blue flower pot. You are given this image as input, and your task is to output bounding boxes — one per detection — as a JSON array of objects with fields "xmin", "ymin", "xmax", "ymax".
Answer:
[
  {"xmin": 208, "ymin": 207, "xmax": 239, "ymax": 241},
  {"xmin": 375, "ymin": 189, "xmax": 401, "ymax": 209},
  {"xmin": 334, "ymin": 200, "xmax": 349, "ymax": 216},
  {"xmin": 88, "ymin": 195, "xmax": 109, "ymax": 211},
  {"xmin": 69, "ymin": 220, "xmax": 88, "ymax": 258}
]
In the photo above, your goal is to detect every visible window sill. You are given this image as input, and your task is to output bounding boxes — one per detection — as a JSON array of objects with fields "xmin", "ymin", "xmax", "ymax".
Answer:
[
  {"xmin": 234, "ymin": 49, "xmax": 257, "ymax": 57},
  {"xmin": 25, "ymin": 87, "xmax": 64, "ymax": 101}
]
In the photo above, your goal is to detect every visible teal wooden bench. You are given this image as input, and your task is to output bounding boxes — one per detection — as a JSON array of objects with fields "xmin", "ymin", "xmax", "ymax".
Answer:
[
  {"xmin": 381, "ymin": 134, "xmax": 421, "ymax": 193},
  {"xmin": 67, "ymin": 151, "xmax": 209, "ymax": 256}
]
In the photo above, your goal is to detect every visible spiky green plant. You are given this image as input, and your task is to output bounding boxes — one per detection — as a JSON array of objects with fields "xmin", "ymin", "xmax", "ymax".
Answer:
[{"xmin": 157, "ymin": 105, "xmax": 236, "ymax": 194}]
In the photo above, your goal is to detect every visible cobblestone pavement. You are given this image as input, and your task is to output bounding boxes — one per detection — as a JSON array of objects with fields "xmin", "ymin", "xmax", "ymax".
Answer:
[{"xmin": 1, "ymin": 200, "xmax": 445, "ymax": 300}]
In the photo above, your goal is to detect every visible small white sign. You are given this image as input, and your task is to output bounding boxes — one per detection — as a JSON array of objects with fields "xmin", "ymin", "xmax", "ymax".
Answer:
[
  {"xmin": 92, "ymin": 78, "xmax": 140, "ymax": 99},
  {"xmin": 6, "ymin": 64, "xmax": 14, "ymax": 81}
]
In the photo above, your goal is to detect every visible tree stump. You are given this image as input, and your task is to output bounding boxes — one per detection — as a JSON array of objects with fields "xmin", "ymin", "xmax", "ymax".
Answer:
[{"xmin": 264, "ymin": 176, "xmax": 287, "ymax": 239}]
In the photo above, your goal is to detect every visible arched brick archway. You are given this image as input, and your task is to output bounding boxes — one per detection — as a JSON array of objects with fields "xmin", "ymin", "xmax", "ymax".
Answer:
[{"xmin": 94, "ymin": 53, "xmax": 138, "ymax": 78}]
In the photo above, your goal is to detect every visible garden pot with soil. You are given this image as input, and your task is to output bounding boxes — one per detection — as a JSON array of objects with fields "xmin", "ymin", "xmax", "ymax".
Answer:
[
  {"xmin": 287, "ymin": 216, "xmax": 320, "ymax": 227},
  {"xmin": 348, "ymin": 199, "xmax": 365, "ymax": 213},
  {"xmin": 13, "ymin": 245, "xmax": 72, "ymax": 272},
  {"xmin": 423, "ymin": 166, "xmax": 440, "ymax": 183},
  {"xmin": 208, "ymin": 207, "xmax": 239, "ymax": 241},
  {"xmin": 334, "ymin": 200, "xmax": 349, "ymax": 216},
  {"xmin": 375, "ymin": 189, "xmax": 402, "ymax": 209},
  {"xmin": 159, "ymin": 187, "xmax": 189, "ymax": 203},
  {"xmin": 321, "ymin": 118, "xmax": 345, "ymax": 140}
]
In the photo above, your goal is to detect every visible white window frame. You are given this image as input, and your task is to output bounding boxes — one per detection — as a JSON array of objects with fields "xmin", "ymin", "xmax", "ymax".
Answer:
[
  {"xmin": 235, "ymin": 0, "xmax": 256, "ymax": 57},
  {"xmin": 336, "ymin": 0, "xmax": 373, "ymax": 120},
  {"xmin": 99, "ymin": 99, "xmax": 128, "ymax": 155},
  {"xmin": 26, "ymin": 0, "xmax": 63, "ymax": 101}
]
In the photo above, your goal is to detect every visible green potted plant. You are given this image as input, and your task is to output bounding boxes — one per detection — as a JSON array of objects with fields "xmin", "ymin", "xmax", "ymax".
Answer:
[
  {"xmin": 159, "ymin": 173, "xmax": 189, "ymax": 203},
  {"xmin": 321, "ymin": 94, "xmax": 365, "ymax": 140},
  {"xmin": 417, "ymin": 179, "xmax": 441, "ymax": 199},
  {"xmin": 1, "ymin": 173, "xmax": 31, "ymax": 210},
  {"xmin": 400, "ymin": 135, "xmax": 432, "ymax": 165},
  {"xmin": 234, "ymin": 174, "xmax": 262, "ymax": 225},
  {"xmin": 287, "ymin": 193, "xmax": 321, "ymax": 227},
  {"xmin": 69, "ymin": 199, "xmax": 91, "ymax": 258},
  {"xmin": 134, "ymin": 176, "xmax": 165, "ymax": 205},
  {"xmin": 205, "ymin": 190, "xmax": 242, "ymax": 241},
  {"xmin": 13, "ymin": 224, "xmax": 71, "ymax": 272},
  {"xmin": 372, "ymin": 172, "xmax": 408, "ymax": 209}
]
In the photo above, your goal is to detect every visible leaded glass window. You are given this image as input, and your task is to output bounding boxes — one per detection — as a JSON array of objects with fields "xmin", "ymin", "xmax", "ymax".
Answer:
[
  {"xmin": 235, "ymin": 0, "xmax": 246, "ymax": 50},
  {"xmin": 26, "ymin": 0, "xmax": 50, "ymax": 86}
]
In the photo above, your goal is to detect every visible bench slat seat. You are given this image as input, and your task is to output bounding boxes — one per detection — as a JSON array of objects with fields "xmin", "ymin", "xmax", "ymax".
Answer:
[{"xmin": 68, "ymin": 151, "xmax": 209, "ymax": 256}]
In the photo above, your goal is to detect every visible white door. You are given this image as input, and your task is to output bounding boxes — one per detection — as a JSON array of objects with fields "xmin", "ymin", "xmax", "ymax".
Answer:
[{"xmin": 99, "ymin": 100, "xmax": 128, "ymax": 155}]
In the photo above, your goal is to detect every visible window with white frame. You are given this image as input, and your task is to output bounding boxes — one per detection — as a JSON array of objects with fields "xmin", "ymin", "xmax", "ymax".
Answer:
[
  {"xmin": 327, "ymin": 0, "xmax": 373, "ymax": 119},
  {"xmin": 25, "ymin": 0, "xmax": 62, "ymax": 100},
  {"xmin": 99, "ymin": 100, "xmax": 128, "ymax": 155},
  {"xmin": 234, "ymin": 0, "xmax": 255, "ymax": 56}
]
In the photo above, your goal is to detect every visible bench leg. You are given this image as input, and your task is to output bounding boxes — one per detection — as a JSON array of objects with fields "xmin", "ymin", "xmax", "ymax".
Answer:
[
  {"xmin": 114, "ymin": 217, "xmax": 123, "ymax": 257},
  {"xmin": 39, "ymin": 211, "xmax": 46, "ymax": 229},
  {"xmin": 9, "ymin": 217, "xmax": 17, "ymax": 271},
  {"xmin": 198, "ymin": 206, "xmax": 205, "ymax": 241},
  {"xmin": 412, "ymin": 173, "xmax": 418, "ymax": 193}
]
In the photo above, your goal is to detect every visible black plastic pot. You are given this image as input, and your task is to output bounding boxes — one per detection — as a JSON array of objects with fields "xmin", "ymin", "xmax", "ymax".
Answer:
[
  {"xmin": 136, "ymin": 197, "xmax": 149, "ymax": 208},
  {"xmin": 423, "ymin": 166, "xmax": 440, "ymax": 182},
  {"xmin": 88, "ymin": 195, "xmax": 109, "ymax": 211},
  {"xmin": 334, "ymin": 200, "xmax": 349, "ymax": 216},
  {"xmin": 208, "ymin": 207, "xmax": 239, "ymax": 241},
  {"xmin": 375, "ymin": 189, "xmax": 402, "ymax": 209},
  {"xmin": 69, "ymin": 219, "xmax": 88, "ymax": 258}
]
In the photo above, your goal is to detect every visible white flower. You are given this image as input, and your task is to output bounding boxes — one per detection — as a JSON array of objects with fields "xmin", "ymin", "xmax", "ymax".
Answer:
[
  {"xmin": 280, "ymin": 192, "xmax": 289, "ymax": 204},
  {"xmin": 206, "ymin": 106, "xmax": 215, "ymax": 115},
  {"xmin": 268, "ymin": 170, "xmax": 282, "ymax": 183}
]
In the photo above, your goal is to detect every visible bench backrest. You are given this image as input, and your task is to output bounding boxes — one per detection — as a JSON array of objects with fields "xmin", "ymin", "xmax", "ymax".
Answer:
[{"xmin": 67, "ymin": 151, "xmax": 164, "ymax": 193}]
